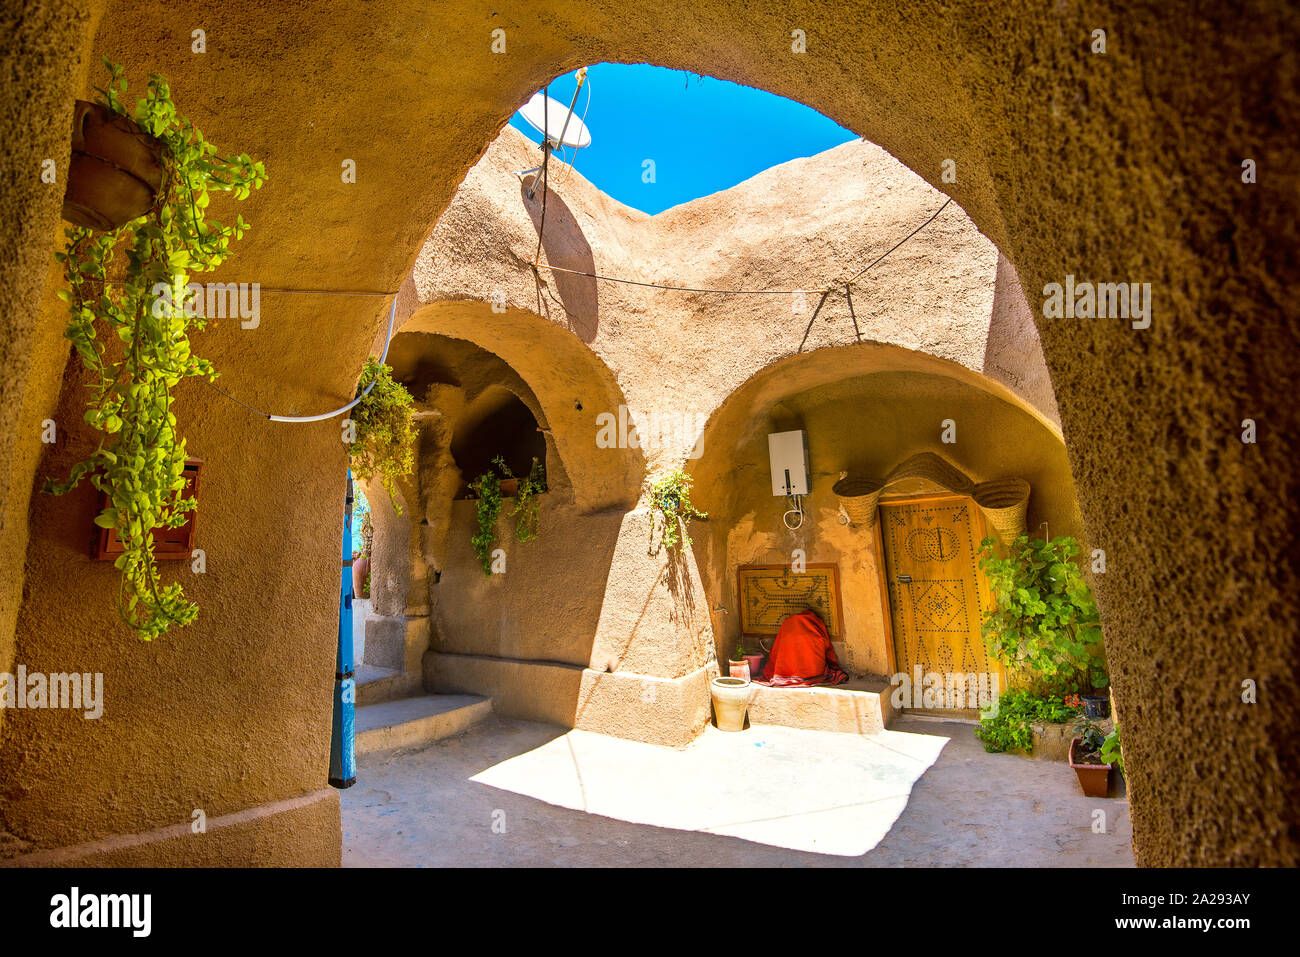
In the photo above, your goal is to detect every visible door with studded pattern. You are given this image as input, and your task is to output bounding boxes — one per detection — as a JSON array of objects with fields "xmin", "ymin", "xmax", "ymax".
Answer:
[{"xmin": 879, "ymin": 495, "xmax": 1001, "ymax": 716}]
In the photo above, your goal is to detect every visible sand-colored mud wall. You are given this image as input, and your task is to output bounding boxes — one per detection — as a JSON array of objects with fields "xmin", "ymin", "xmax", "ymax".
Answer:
[{"xmin": 1, "ymin": 1, "xmax": 1294, "ymax": 866}]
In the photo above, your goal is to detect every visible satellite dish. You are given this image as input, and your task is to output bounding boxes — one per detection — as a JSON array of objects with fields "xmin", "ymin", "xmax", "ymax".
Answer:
[{"xmin": 518, "ymin": 92, "xmax": 592, "ymax": 149}]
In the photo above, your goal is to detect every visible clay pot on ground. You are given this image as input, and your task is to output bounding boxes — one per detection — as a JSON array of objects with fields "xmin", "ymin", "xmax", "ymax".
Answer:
[
  {"xmin": 62, "ymin": 100, "xmax": 165, "ymax": 231},
  {"xmin": 742, "ymin": 653, "xmax": 765, "ymax": 678},
  {"xmin": 352, "ymin": 553, "xmax": 371, "ymax": 599},
  {"xmin": 711, "ymin": 676, "xmax": 753, "ymax": 732},
  {"xmin": 1082, "ymin": 694, "xmax": 1111, "ymax": 719},
  {"xmin": 728, "ymin": 658, "xmax": 750, "ymax": 681},
  {"xmin": 1068, "ymin": 737, "xmax": 1114, "ymax": 798}
]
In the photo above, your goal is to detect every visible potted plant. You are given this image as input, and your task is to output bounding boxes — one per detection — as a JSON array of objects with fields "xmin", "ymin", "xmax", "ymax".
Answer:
[
  {"xmin": 1068, "ymin": 715, "xmax": 1114, "ymax": 797},
  {"xmin": 63, "ymin": 96, "xmax": 165, "ymax": 231},
  {"xmin": 729, "ymin": 638, "xmax": 749, "ymax": 681},
  {"xmin": 348, "ymin": 358, "xmax": 416, "ymax": 511},
  {"xmin": 710, "ymin": 675, "xmax": 753, "ymax": 732},
  {"xmin": 44, "ymin": 60, "xmax": 265, "ymax": 639},
  {"xmin": 647, "ymin": 468, "xmax": 707, "ymax": 552},
  {"xmin": 974, "ymin": 688, "xmax": 1081, "ymax": 755}
]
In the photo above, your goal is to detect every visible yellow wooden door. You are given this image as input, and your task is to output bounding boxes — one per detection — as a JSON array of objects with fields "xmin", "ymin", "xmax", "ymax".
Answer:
[{"xmin": 878, "ymin": 495, "xmax": 1000, "ymax": 715}]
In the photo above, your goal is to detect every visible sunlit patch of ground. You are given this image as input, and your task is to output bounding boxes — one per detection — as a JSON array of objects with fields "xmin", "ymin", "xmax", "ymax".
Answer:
[{"xmin": 342, "ymin": 715, "xmax": 1134, "ymax": 867}]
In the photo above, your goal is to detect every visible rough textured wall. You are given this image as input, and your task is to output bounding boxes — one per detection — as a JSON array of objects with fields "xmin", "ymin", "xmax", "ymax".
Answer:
[
  {"xmin": 986, "ymin": 255, "xmax": 1063, "ymax": 428},
  {"xmin": 0, "ymin": 0, "xmax": 105, "ymax": 742},
  {"xmin": 1, "ymin": 0, "xmax": 1294, "ymax": 866},
  {"xmin": 413, "ymin": 127, "xmax": 1040, "ymax": 468},
  {"xmin": 689, "ymin": 367, "xmax": 1081, "ymax": 674}
]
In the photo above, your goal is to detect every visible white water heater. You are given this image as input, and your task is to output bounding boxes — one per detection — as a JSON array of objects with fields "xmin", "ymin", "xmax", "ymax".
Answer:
[{"xmin": 767, "ymin": 430, "xmax": 810, "ymax": 496}]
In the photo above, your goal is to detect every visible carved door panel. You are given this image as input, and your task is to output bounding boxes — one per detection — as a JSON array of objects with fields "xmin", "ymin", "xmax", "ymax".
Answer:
[{"xmin": 879, "ymin": 495, "xmax": 999, "ymax": 715}]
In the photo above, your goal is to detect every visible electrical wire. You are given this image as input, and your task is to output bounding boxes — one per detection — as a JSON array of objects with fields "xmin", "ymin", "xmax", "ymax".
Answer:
[
  {"xmin": 531, "ymin": 196, "xmax": 955, "ymax": 300},
  {"xmin": 195, "ymin": 158, "xmax": 954, "ymax": 423},
  {"xmin": 200, "ymin": 294, "xmax": 397, "ymax": 422},
  {"xmin": 782, "ymin": 493, "xmax": 805, "ymax": 530}
]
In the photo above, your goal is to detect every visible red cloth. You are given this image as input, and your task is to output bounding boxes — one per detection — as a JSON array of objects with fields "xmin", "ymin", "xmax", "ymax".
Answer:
[{"xmin": 758, "ymin": 609, "xmax": 849, "ymax": 687}]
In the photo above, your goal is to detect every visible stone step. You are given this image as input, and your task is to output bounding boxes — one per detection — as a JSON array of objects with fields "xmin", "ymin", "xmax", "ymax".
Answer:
[
  {"xmin": 745, "ymin": 677, "xmax": 894, "ymax": 736},
  {"xmin": 356, "ymin": 660, "xmax": 400, "ymax": 707},
  {"xmin": 355, "ymin": 663, "xmax": 419, "ymax": 706},
  {"xmin": 355, "ymin": 694, "xmax": 492, "ymax": 755}
]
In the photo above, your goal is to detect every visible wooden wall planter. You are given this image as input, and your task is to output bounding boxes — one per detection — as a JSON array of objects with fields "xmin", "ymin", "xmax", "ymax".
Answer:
[
  {"xmin": 92, "ymin": 459, "xmax": 203, "ymax": 561},
  {"xmin": 62, "ymin": 100, "xmax": 164, "ymax": 231}
]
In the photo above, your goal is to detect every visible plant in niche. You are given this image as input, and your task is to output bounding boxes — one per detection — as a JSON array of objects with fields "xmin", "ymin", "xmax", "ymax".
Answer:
[
  {"xmin": 977, "ymin": 534, "xmax": 1106, "ymax": 695},
  {"xmin": 348, "ymin": 358, "xmax": 416, "ymax": 512},
  {"xmin": 45, "ymin": 59, "xmax": 265, "ymax": 639},
  {"xmin": 468, "ymin": 455, "xmax": 547, "ymax": 575},
  {"xmin": 648, "ymin": 468, "xmax": 706, "ymax": 552},
  {"xmin": 510, "ymin": 456, "xmax": 547, "ymax": 544},
  {"xmin": 468, "ymin": 462, "xmax": 504, "ymax": 577}
]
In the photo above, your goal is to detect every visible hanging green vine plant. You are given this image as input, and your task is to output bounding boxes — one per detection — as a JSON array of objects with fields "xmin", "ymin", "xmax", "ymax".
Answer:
[
  {"xmin": 511, "ymin": 456, "xmax": 546, "ymax": 543},
  {"xmin": 648, "ymin": 468, "xmax": 707, "ymax": 552},
  {"xmin": 348, "ymin": 357, "xmax": 417, "ymax": 511},
  {"xmin": 467, "ymin": 455, "xmax": 547, "ymax": 575},
  {"xmin": 45, "ymin": 60, "xmax": 266, "ymax": 640},
  {"xmin": 469, "ymin": 463, "xmax": 504, "ymax": 577}
]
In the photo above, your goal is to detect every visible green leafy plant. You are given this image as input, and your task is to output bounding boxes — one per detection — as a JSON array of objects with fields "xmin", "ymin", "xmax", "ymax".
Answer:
[
  {"xmin": 731, "ymin": 636, "xmax": 746, "ymax": 663},
  {"xmin": 467, "ymin": 455, "xmax": 547, "ymax": 576},
  {"xmin": 469, "ymin": 464, "xmax": 504, "ymax": 577},
  {"xmin": 348, "ymin": 358, "xmax": 416, "ymax": 511},
  {"xmin": 648, "ymin": 468, "xmax": 706, "ymax": 551},
  {"xmin": 510, "ymin": 456, "xmax": 546, "ymax": 543},
  {"xmin": 974, "ymin": 689, "xmax": 1082, "ymax": 753},
  {"xmin": 1101, "ymin": 724, "xmax": 1125, "ymax": 772},
  {"xmin": 978, "ymin": 534, "xmax": 1106, "ymax": 694},
  {"xmin": 1074, "ymin": 715, "xmax": 1106, "ymax": 753},
  {"xmin": 45, "ymin": 59, "xmax": 265, "ymax": 639}
]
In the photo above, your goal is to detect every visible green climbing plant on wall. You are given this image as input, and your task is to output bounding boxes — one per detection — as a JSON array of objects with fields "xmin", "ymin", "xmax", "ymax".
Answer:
[
  {"xmin": 648, "ymin": 468, "xmax": 707, "ymax": 552},
  {"xmin": 45, "ymin": 59, "xmax": 265, "ymax": 640}
]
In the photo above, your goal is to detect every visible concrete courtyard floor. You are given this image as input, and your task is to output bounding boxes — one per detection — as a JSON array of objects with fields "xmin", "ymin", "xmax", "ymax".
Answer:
[{"xmin": 341, "ymin": 714, "xmax": 1134, "ymax": 867}]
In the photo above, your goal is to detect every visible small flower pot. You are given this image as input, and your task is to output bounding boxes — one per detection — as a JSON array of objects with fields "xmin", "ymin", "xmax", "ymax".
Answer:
[
  {"xmin": 711, "ymin": 676, "xmax": 752, "ymax": 732},
  {"xmin": 63, "ymin": 100, "xmax": 165, "ymax": 231},
  {"xmin": 352, "ymin": 554, "xmax": 371, "ymax": 600},
  {"xmin": 728, "ymin": 659, "xmax": 750, "ymax": 681},
  {"xmin": 742, "ymin": 653, "xmax": 765, "ymax": 679},
  {"xmin": 1069, "ymin": 737, "xmax": 1114, "ymax": 798},
  {"xmin": 1082, "ymin": 695, "xmax": 1110, "ymax": 719}
]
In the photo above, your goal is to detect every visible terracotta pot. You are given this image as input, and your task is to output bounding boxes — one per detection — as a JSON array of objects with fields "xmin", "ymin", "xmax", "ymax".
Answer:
[
  {"xmin": 1069, "ymin": 737, "xmax": 1114, "ymax": 798},
  {"xmin": 352, "ymin": 555, "xmax": 371, "ymax": 599},
  {"xmin": 728, "ymin": 659, "xmax": 750, "ymax": 681},
  {"xmin": 62, "ymin": 100, "xmax": 165, "ymax": 231},
  {"xmin": 710, "ymin": 676, "xmax": 752, "ymax": 732},
  {"xmin": 498, "ymin": 478, "xmax": 520, "ymax": 497},
  {"xmin": 743, "ymin": 653, "xmax": 765, "ymax": 679}
]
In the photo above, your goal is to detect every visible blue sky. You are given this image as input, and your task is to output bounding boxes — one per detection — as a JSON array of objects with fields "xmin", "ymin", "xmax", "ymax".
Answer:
[{"xmin": 509, "ymin": 64, "xmax": 856, "ymax": 215}]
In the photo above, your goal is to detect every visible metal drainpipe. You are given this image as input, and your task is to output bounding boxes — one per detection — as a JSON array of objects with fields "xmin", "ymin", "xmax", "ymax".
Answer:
[{"xmin": 329, "ymin": 470, "xmax": 357, "ymax": 788}]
